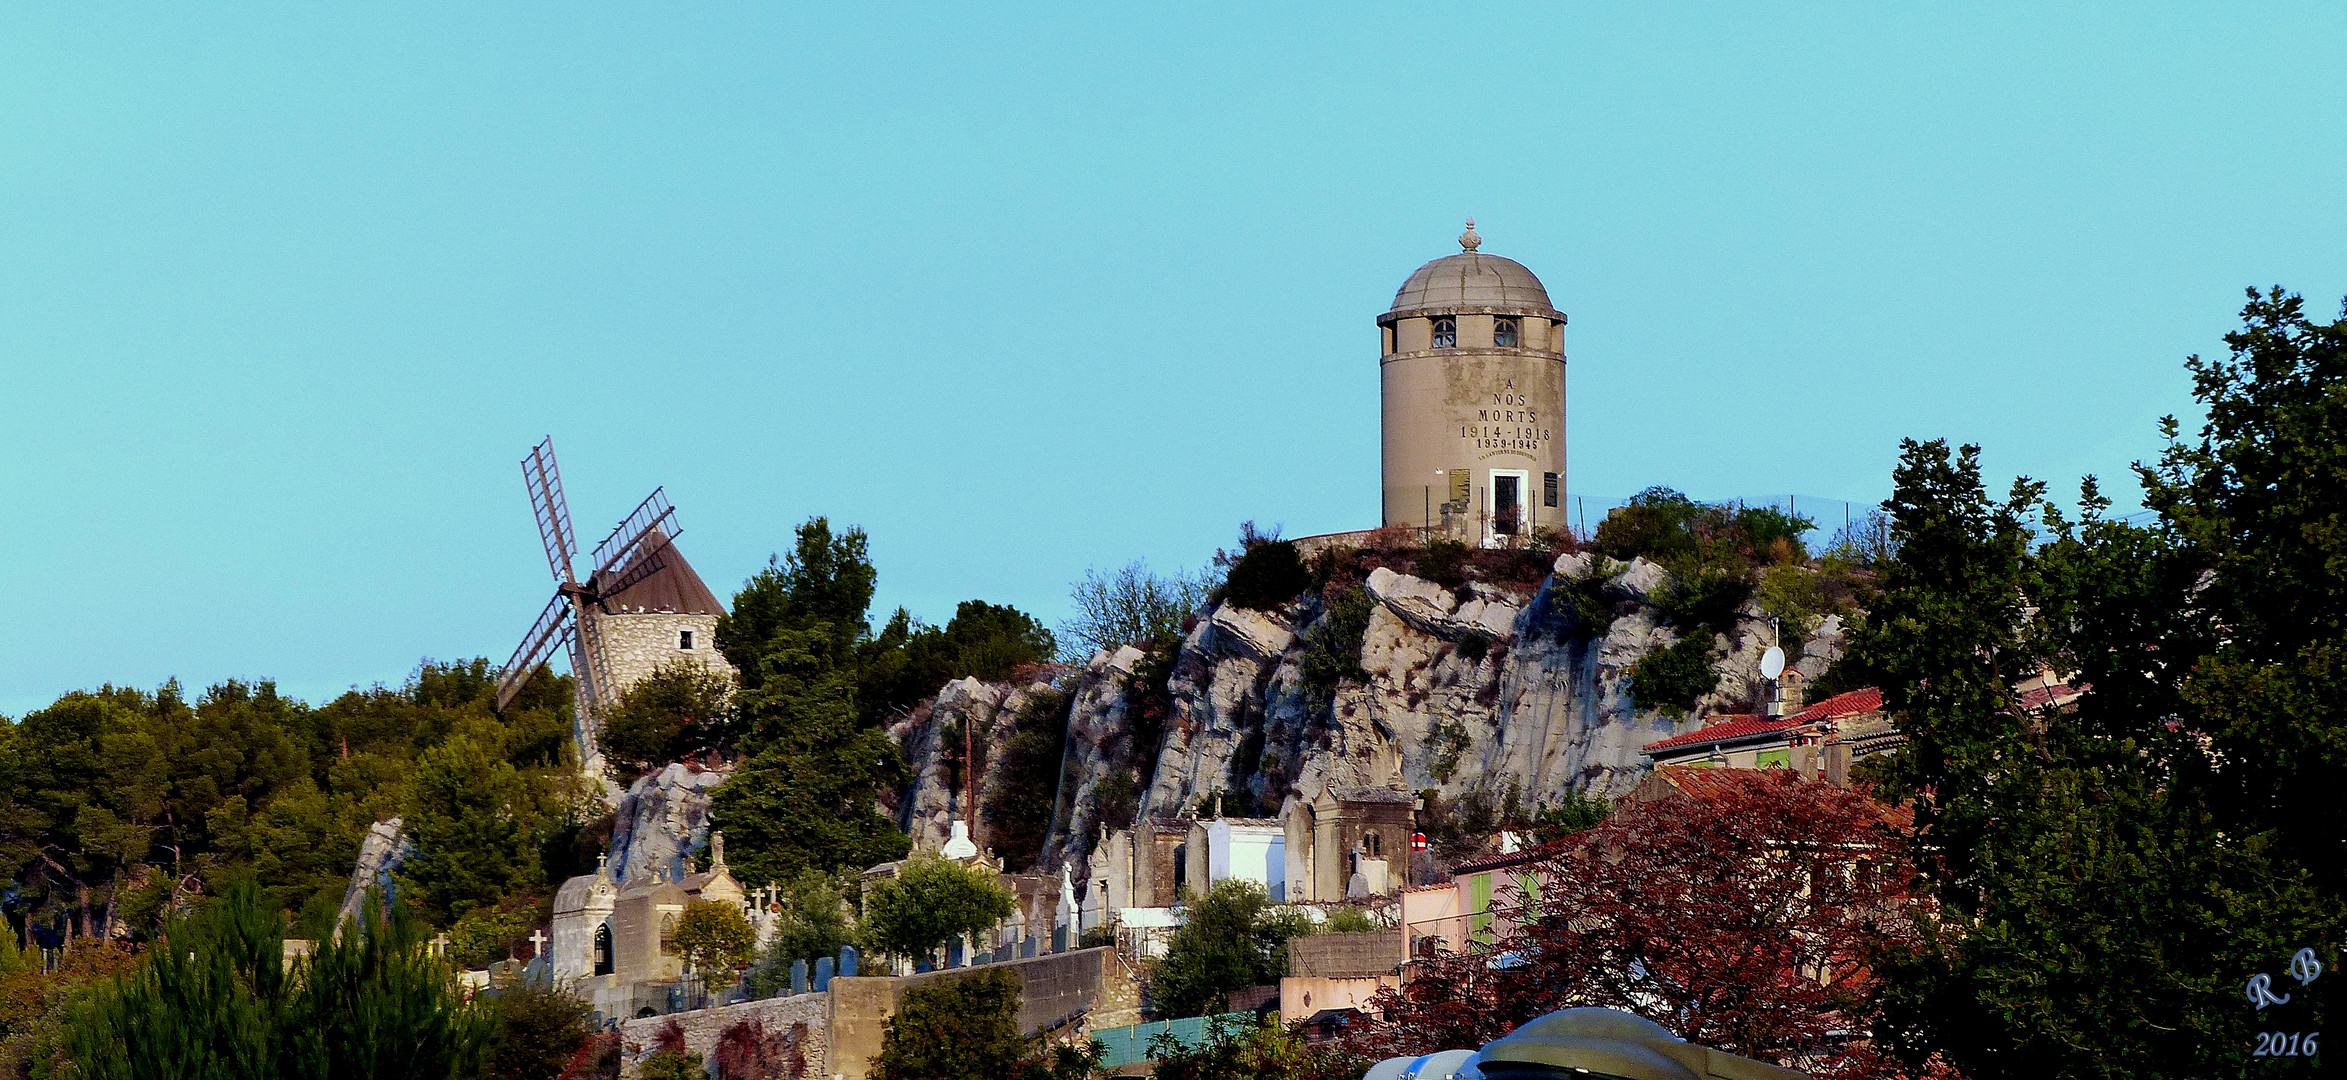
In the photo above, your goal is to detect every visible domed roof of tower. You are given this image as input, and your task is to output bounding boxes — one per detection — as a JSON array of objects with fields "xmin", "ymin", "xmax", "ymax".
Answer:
[{"xmin": 1386, "ymin": 220, "xmax": 1558, "ymax": 318}]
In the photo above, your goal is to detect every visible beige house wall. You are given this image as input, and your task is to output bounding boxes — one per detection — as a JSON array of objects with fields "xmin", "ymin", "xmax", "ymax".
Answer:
[{"xmin": 1280, "ymin": 974, "xmax": 1398, "ymax": 1020}]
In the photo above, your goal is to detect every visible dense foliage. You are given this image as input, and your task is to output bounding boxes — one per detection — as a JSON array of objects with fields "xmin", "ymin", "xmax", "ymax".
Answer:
[
  {"xmin": 1221, "ymin": 538, "xmax": 1311, "ymax": 611},
  {"xmin": 1354, "ymin": 773, "xmax": 1919, "ymax": 1079},
  {"xmin": 858, "ymin": 852, "xmax": 1016, "ymax": 967},
  {"xmin": 745, "ymin": 871, "xmax": 855, "ymax": 995},
  {"xmin": 1147, "ymin": 880, "xmax": 1314, "ymax": 1019},
  {"xmin": 672, "ymin": 899, "xmax": 758, "ymax": 990},
  {"xmin": 1297, "ymin": 586, "xmax": 1374, "ymax": 714},
  {"xmin": 711, "ymin": 517, "xmax": 1057, "ymax": 884},
  {"xmin": 979, "ymin": 689, "xmax": 1074, "ymax": 873},
  {"xmin": 707, "ymin": 518, "xmax": 915, "ymax": 884},
  {"xmin": 860, "ymin": 600, "xmax": 1058, "ymax": 725},
  {"xmin": 479, "ymin": 985, "xmax": 596, "ymax": 1080},
  {"xmin": 1855, "ymin": 289, "xmax": 2347, "ymax": 1080},
  {"xmin": 0, "ymin": 661, "xmax": 579, "ymax": 946},
  {"xmin": 1625, "ymin": 632, "xmax": 1719, "ymax": 718},
  {"xmin": 1149, "ymin": 1016, "xmax": 1367, "ymax": 1080},
  {"xmin": 593, "ymin": 662, "xmax": 734, "ymax": 783},
  {"xmin": 64, "ymin": 884, "xmax": 492, "ymax": 1080},
  {"xmin": 869, "ymin": 968, "xmax": 1100, "ymax": 1080}
]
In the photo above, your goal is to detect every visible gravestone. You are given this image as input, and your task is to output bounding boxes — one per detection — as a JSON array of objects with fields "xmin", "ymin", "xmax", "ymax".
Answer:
[
  {"xmin": 1021, "ymin": 936, "xmax": 1037, "ymax": 959},
  {"xmin": 1053, "ymin": 927, "xmax": 1068, "ymax": 954},
  {"xmin": 790, "ymin": 959, "xmax": 807, "ymax": 995},
  {"xmin": 816, "ymin": 955, "xmax": 835, "ymax": 991},
  {"xmin": 948, "ymin": 942, "xmax": 964, "ymax": 968},
  {"xmin": 839, "ymin": 945, "xmax": 858, "ymax": 977}
]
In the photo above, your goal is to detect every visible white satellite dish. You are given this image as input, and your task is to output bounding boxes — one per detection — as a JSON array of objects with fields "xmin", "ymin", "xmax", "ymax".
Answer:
[{"xmin": 1759, "ymin": 645, "xmax": 1786, "ymax": 679}]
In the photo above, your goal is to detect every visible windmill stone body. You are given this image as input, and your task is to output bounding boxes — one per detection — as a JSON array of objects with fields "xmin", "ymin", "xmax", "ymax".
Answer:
[{"xmin": 495, "ymin": 437, "xmax": 734, "ymax": 787}]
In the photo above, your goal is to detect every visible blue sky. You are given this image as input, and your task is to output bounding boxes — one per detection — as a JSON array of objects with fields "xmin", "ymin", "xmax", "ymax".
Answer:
[{"xmin": 4, "ymin": 4, "xmax": 2343, "ymax": 716}]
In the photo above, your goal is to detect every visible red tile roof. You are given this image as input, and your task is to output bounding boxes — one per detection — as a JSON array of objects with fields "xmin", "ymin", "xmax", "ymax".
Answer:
[
  {"xmin": 1639, "ymin": 688, "xmax": 1885, "ymax": 755},
  {"xmin": 1648, "ymin": 765, "xmax": 1915, "ymax": 828},
  {"xmin": 1640, "ymin": 713, "xmax": 1779, "ymax": 754},
  {"xmin": 1648, "ymin": 764, "xmax": 1803, "ymax": 800}
]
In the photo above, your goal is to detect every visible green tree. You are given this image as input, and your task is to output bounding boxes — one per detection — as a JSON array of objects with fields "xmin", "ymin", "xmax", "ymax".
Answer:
[
  {"xmin": 1321, "ymin": 909, "xmax": 1379, "ymax": 934},
  {"xmin": 858, "ymin": 853, "xmax": 1016, "ymax": 967},
  {"xmin": 1222, "ymin": 540, "xmax": 1310, "ymax": 611},
  {"xmin": 1526, "ymin": 790, "xmax": 1610, "ymax": 843},
  {"xmin": 1853, "ymin": 296, "xmax": 2347, "ymax": 1080},
  {"xmin": 859, "ymin": 601, "xmax": 1059, "ymax": 723},
  {"xmin": 1297, "ymin": 586, "xmax": 1374, "ymax": 714},
  {"xmin": 869, "ymin": 968, "xmax": 1096, "ymax": 1080},
  {"xmin": 672, "ymin": 899, "xmax": 757, "ymax": 989},
  {"xmin": 1625, "ymin": 633, "xmax": 1717, "ymax": 717},
  {"xmin": 709, "ymin": 517, "xmax": 915, "ymax": 882},
  {"xmin": 479, "ymin": 985, "xmax": 593, "ymax": 1080},
  {"xmin": 636, "ymin": 1050, "xmax": 705, "ymax": 1080},
  {"xmin": 718, "ymin": 517, "xmax": 878, "ymax": 680},
  {"xmin": 708, "ymin": 697, "xmax": 910, "ymax": 883},
  {"xmin": 397, "ymin": 726, "xmax": 540, "ymax": 927},
  {"xmin": 65, "ymin": 883, "xmax": 490, "ymax": 1080},
  {"xmin": 1060, "ymin": 561, "xmax": 1215, "ymax": 660},
  {"xmin": 1147, "ymin": 880, "xmax": 1310, "ymax": 1018},
  {"xmin": 746, "ymin": 871, "xmax": 856, "ymax": 996},
  {"xmin": 594, "ymin": 661, "xmax": 734, "ymax": 783}
]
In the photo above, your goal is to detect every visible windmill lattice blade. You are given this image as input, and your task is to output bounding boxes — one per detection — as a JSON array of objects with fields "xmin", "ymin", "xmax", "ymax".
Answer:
[
  {"xmin": 523, "ymin": 437, "xmax": 578, "ymax": 585},
  {"xmin": 589, "ymin": 487, "xmax": 678, "ymax": 578},
  {"xmin": 495, "ymin": 592, "xmax": 576, "ymax": 711}
]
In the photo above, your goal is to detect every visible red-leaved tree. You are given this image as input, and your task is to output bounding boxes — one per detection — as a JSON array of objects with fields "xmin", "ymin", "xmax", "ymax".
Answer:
[{"xmin": 1351, "ymin": 770, "xmax": 1945, "ymax": 1079}]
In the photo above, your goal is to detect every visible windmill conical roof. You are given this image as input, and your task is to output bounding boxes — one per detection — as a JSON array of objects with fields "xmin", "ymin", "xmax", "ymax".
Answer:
[{"xmin": 589, "ymin": 528, "xmax": 727, "ymax": 615}]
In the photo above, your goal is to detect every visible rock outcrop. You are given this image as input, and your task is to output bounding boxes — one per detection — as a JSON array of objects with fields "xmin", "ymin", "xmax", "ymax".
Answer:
[
  {"xmin": 608, "ymin": 762, "xmax": 729, "ymax": 883},
  {"xmin": 891, "ymin": 673, "xmax": 1067, "ymax": 856},
  {"xmin": 894, "ymin": 551, "xmax": 1846, "ymax": 879},
  {"xmin": 336, "ymin": 817, "xmax": 414, "ymax": 925}
]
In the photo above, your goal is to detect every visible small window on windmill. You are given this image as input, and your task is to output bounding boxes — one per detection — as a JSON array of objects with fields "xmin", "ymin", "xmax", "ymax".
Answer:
[
  {"xmin": 1431, "ymin": 317, "xmax": 1456, "ymax": 349},
  {"xmin": 678, "ymin": 629, "xmax": 694, "ymax": 650},
  {"xmin": 1544, "ymin": 472, "xmax": 1559, "ymax": 508},
  {"xmin": 1493, "ymin": 317, "xmax": 1518, "ymax": 347}
]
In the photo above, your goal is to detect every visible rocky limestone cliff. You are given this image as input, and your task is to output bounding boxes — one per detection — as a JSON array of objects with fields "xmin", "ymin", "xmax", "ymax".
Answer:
[
  {"xmin": 607, "ymin": 762, "xmax": 728, "ymax": 884},
  {"xmin": 897, "ymin": 551, "xmax": 1844, "ymax": 878},
  {"xmin": 336, "ymin": 817, "xmax": 415, "ymax": 925},
  {"xmin": 889, "ymin": 674, "xmax": 1067, "ymax": 856}
]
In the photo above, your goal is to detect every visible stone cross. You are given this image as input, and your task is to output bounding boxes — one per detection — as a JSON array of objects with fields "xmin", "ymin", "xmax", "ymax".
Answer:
[{"xmin": 528, "ymin": 929, "xmax": 548, "ymax": 959}]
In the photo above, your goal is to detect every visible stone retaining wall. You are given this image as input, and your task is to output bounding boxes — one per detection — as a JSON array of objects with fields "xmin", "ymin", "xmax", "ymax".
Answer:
[{"xmin": 618, "ymin": 991, "xmax": 828, "ymax": 1079}]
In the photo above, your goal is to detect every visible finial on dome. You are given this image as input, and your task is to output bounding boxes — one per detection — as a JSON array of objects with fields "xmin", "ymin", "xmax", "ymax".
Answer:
[{"xmin": 1459, "ymin": 217, "xmax": 1481, "ymax": 253}]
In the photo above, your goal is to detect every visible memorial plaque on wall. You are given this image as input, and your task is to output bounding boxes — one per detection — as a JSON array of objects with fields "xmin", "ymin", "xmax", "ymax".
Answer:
[{"xmin": 2247, "ymin": 946, "xmax": 2335, "ymax": 1075}]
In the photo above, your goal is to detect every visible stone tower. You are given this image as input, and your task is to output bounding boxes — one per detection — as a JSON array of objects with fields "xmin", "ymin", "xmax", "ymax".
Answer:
[{"xmin": 1378, "ymin": 221, "xmax": 1567, "ymax": 543}]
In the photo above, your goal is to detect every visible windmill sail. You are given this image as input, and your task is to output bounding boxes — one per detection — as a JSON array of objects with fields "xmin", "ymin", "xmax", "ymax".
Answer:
[{"xmin": 495, "ymin": 591, "xmax": 576, "ymax": 710}]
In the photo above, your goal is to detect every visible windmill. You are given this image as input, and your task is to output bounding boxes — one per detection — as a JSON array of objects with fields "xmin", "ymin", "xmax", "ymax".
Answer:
[{"xmin": 494, "ymin": 437, "xmax": 731, "ymax": 778}]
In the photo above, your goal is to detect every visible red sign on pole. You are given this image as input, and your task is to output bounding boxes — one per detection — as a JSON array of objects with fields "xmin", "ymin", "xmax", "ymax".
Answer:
[{"xmin": 1412, "ymin": 832, "xmax": 1429, "ymax": 852}]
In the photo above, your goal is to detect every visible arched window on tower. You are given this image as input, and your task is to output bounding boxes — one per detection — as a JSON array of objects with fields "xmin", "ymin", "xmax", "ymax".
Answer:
[
  {"xmin": 1493, "ymin": 317, "xmax": 1518, "ymax": 347},
  {"xmin": 1432, "ymin": 318, "xmax": 1456, "ymax": 349}
]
